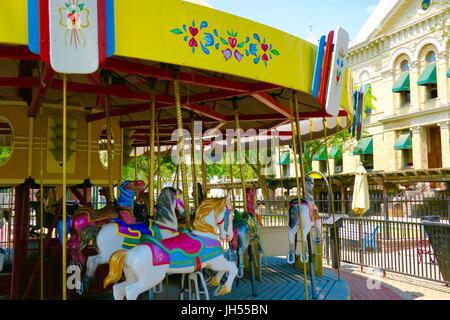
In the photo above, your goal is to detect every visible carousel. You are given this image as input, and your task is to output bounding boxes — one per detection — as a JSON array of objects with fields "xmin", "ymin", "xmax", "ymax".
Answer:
[{"xmin": 0, "ymin": 0, "xmax": 353, "ymax": 300}]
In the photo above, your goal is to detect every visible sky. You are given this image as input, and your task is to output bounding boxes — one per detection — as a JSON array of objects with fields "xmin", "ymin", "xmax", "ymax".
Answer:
[{"xmin": 198, "ymin": 0, "xmax": 380, "ymax": 41}]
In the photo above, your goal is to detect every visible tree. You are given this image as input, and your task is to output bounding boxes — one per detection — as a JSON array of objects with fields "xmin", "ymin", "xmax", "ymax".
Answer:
[{"xmin": 431, "ymin": 0, "xmax": 450, "ymax": 40}]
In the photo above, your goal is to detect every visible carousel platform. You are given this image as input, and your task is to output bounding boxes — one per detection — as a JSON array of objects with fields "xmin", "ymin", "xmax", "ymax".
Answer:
[
  {"xmin": 211, "ymin": 256, "xmax": 350, "ymax": 301},
  {"xmin": 84, "ymin": 256, "xmax": 350, "ymax": 301}
]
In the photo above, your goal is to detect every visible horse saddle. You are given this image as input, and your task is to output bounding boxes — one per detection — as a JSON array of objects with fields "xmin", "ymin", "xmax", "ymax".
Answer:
[
  {"xmin": 113, "ymin": 219, "xmax": 163, "ymax": 250},
  {"xmin": 143, "ymin": 232, "xmax": 223, "ymax": 270},
  {"xmin": 291, "ymin": 200, "xmax": 320, "ymax": 222},
  {"xmin": 303, "ymin": 201, "xmax": 320, "ymax": 222}
]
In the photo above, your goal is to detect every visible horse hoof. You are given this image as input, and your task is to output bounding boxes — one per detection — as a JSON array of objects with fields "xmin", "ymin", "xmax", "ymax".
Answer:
[
  {"xmin": 76, "ymin": 282, "xmax": 84, "ymax": 296},
  {"xmin": 287, "ymin": 254, "xmax": 295, "ymax": 265},
  {"xmin": 299, "ymin": 254, "xmax": 309, "ymax": 264},
  {"xmin": 207, "ymin": 277, "xmax": 220, "ymax": 287},
  {"xmin": 237, "ymin": 269, "xmax": 244, "ymax": 279},
  {"xmin": 214, "ymin": 284, "xmax": 231, "ymax": 297}
]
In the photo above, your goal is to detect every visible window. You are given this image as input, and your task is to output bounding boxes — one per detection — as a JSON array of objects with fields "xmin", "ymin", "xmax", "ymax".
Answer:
[
  {"xmin": 361, "ymin": 154, "xmax": 374, "ymax": 170},
  {"xmin": 394, "ymin": 61, "xmax": 411, "ymax": 106},
  {"xmin": 319, "ymin": 161, "xmax": 328, "ymax": 175},
  {"xmin": 98, "ymin": 125, "xmax": 115, "ymax": 168},
  {"xmin": 425, "ymin": 51, "xmax": 438, "ymax": 100},
  {"xmin": 334, "ymin": 157, "xmax": 343, "ymax": 174},
  {"xmin": 401, "ymin": 91, "xmax": 411, "ymax": 105},
  {"xmin": 427, "ymin": 84, "xmax": 438, "ymax": 100},
  {"xmin": 402, "ymin": 149, "xmax": 413, "ymax": 169},
  {"xmin": 0, "ymin": 117, "xmax": 13, "ymax": 167},
  {"xmin": 426, "ymin": 51, "xmax": 436, "ymax": 64},
  {"xmin": 400, "ymin": 60, "xmax": 409, "ymax": 72},
  {"xmin": 282, "ymin": 164, "xmax": 290, "ymax": 178}
]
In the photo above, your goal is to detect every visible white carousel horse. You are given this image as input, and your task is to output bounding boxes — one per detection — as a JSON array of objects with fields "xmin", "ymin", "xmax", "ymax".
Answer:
[
  {"xmin": 82, "ymin": 187, "xmax": 185, "ymax": 292},
  {"xmin": 104, "ymin": 191, "xmax": 238, "ymax": 300},
  {"xmin": 287, "ymin": 176, "xmax": 322, "ymax": 264}
]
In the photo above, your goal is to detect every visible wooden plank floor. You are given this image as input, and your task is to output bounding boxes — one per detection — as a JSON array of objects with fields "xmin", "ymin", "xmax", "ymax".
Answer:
[
  {"xmin": 84, "ymin": 256, "xmax": 350, "ymax": 300},
  {"xmin": 211, "ymin": 257, "xmax": 350, "ymax": 300}
]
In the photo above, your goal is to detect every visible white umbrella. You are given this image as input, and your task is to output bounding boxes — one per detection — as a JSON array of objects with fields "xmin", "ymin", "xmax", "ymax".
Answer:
[{"xmin": 352, "ymin": 164, "xmax": 370, "ymax": 216}]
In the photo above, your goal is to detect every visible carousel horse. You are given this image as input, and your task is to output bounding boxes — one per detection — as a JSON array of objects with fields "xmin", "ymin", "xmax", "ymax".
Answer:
[
  {"xmin": 61, "ymin": 180, "xmax": 146, "ymax": 265},
  {"xmin": 30, "ymin": 188, "xmax": 79, "ymax": 238},
  {"xmin": 227, "ymin": 187, "xmax": 263, "ymax": 279},
  {"xmin": 103, "ymin": 191, "xmax": 237, "ymax": 300},
  {"xmin": 286, "ymin": 176, "xmax": 322, "ymax": 264},
  {"xmin": 80, "ymin": 187, "xmax": 186, "ymax": 293}
]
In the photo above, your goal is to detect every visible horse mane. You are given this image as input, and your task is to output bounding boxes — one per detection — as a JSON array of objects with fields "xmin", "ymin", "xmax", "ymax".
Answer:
[
  {"xmin": 155, "ymin": 187, "xmax": 178, "ymax": 225},
  {"xmin": 192, "ymin": 197, "xmax": 226, "ymax": 235}
]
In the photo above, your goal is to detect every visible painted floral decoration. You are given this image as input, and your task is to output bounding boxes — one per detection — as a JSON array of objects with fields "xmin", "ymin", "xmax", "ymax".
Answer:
[
  {"xmin": 335, "ymin": 48, "xmax": 346, "ymax": 84},
  {"xmin": 170, "ymin": 20, "xmax": 211, "ymax": 54},
  {"xmin": 170, "ymin": 21, "xmax": 281, "ymax": 66},
  {"xmin": 247, "ymin": 33, "xmax": 280, "ymax": 66},
  {"xmin": 220, "ymin": 30, "xmax": 248, "ymax": 62},
  {"xmin": 59, "ymin": 1, "xmax": 91, "ymax": 49}
]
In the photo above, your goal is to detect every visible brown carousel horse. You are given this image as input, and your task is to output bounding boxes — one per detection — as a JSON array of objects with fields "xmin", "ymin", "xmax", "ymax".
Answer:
[{"xmin": 60, "ymin": 180, "xmax": 146, "ymax": 265}]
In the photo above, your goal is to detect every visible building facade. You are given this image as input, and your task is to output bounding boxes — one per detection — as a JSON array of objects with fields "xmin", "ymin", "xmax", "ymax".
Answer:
[{"xmin": 311, "ymin": 0, "xmax": 450, "ymax": 181}]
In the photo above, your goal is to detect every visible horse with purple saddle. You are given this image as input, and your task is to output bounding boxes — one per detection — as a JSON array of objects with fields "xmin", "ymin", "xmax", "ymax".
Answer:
[{"xmin": 142, "ymin": 231, "xmax": 223, "ymax": 271}]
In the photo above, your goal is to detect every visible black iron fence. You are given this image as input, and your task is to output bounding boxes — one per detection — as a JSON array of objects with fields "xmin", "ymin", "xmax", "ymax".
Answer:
[
  {"xmin": 313, "ymin": 192, "xmax": 450, "ymax": 223},
  {"xmin": 321, "ymin": 217, "xmax": 450, "ymax": 284},
  {"xmin": 255, "ymin": 197, "xmax": 450, "ymax": 285}
]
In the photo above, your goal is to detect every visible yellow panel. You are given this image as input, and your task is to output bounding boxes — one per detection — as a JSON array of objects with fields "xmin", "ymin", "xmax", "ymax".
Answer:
[
  {"xmin": 0, "ymin": 0, "xmax": 27, "ymax": 45},
  {"xmin": 115, "ymin": 0, "xmax": 316, "ymax": 93},
  {"xmin": 0, "ymin": 0, "xmax": 316, "ymax": 93}
]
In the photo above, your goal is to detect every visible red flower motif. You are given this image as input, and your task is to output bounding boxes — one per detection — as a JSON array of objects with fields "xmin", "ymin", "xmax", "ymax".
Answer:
[{"xmin": 188, "ymin": 26, "xmax": 199, "ymax": 48}]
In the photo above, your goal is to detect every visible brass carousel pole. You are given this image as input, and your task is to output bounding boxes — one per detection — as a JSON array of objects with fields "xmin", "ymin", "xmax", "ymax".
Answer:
[
  {"xmin": 278, "ymin": 146, "xmax": 286, "ymax": 211},
  {"xmin": 148, "ymin": 81, "xmax": 156, "ymax": 217},
  {"xmin": 39, "ymin": 106, "xmax": 44, "ymax": 300},
  {"xmin": 134, "ymin": 147, "xmax": 138, "ymax": 182},
  {"xmin": 104, "ymin": 86, "xmax": 114, "ymax": 205},
  {"xmin": 228, "ymin": 151, "xmax": 236, "ymax": 209},
  {"xmin": 173, "ymin": 73, "xmax": 190, "ymax": 228},
  {"xmin": 190, "ymin": 116, "xmax": 199, "ymax": 210},
  {"xmin": 289, "ymin": 93, "xmax": 309, "ymax": 300},
  {"xmin": 232, "ymin": 100, "xmax": 248, "ymax": 213},
  {"xmin": 201, "ymin": 143, "xmax": 208, "ymax": 197},
  {"xmin": 156, "ymin": 113, "xmax": 162, "ymax": 196},
  {"xmin": 323, "ymin": 120, "xmax": 341, "ymax": 279},
  {"xmin": 62, "ymin": 74, "xmax": 67, "ymax": 300}
]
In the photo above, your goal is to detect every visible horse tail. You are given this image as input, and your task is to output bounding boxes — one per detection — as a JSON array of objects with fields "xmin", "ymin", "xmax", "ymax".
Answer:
[
  {"xmin": 79, "ymin": 226, "xmax": 100, "ymax": 251},
  {"xmin": 104, "ymin": 250, "xmax": 128, "ymax": 288}
]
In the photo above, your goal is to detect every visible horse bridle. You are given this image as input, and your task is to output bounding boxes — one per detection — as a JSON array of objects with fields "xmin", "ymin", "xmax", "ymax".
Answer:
[
  {"xmin": 217, "ymin": 206, "xmax": 232, "ymax": 231},
  {"xmin": 173, "ymin": 190, "xmax": 185, "ymax": 210}
]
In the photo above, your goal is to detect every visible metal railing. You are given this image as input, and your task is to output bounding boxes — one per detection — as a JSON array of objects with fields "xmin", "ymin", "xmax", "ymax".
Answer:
[
  {"xmin": 322, "ymin": 217, "xmax": 450, "ymax": 284},
  {"xmin": 0, "ymin": 188, "xmax": 14, "ymax": 266},
  {"xmin": 253, "ymin": 197, "xmax": 450, "ymax": 284}
]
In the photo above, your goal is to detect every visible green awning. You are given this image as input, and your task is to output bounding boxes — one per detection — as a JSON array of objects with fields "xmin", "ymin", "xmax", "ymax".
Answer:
[
  {"xmin": 312, "ymin": 146, "xmax": 327, "ymax": 161},
  {"xmin": 447, "ymin": 67, "xmax": 450, "ymax": 78},
  {"xmin": 417, "ymin": 63, "xmax": 437, "ymax": 86},
  {"xmin": 278, "ymin": 152, "xmax": 290, "ymax": 165},
  {"xmin": 353, "ymin": 137, "xmax": 373, "ymax": 155},
  {"xmin": 394, "ymin": 132, "xmax": 412, "ymax": 150},
  {"xmin": 329, "ymin": 146, "xmax": 343, "ymax": 159},
  {"xmin": 392, "ymin": 72, "xmax": 410, "ymax": 92}
]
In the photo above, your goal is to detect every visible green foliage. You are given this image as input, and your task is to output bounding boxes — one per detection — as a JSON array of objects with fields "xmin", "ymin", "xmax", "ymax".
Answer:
[
  {"xmin": 0, "ymin": 147, "xmax": 12, "ymax": 165},
  {"xmin": 431, "ymin": 0, "xmax": 450, "ymax": 39},
  {"xmin": 363, "ymin": 85, "xmax": 377, "ymax": 120},
  {"xmin": 122, "ymin": 154, "xmax": 177, "ymax": 184}
]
